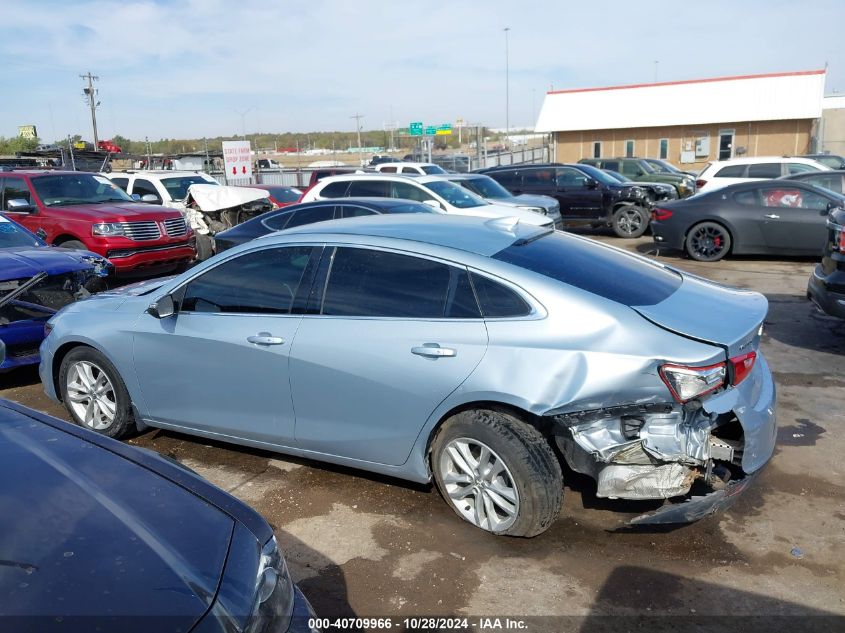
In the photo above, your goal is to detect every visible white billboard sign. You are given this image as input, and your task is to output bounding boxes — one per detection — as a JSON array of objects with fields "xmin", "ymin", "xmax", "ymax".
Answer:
[{"xmin": 222, "ymin": 140, "xmax": 253, "ymax": 179}]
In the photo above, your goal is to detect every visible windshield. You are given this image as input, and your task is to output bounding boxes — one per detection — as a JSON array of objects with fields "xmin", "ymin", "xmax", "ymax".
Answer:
[
  {"xmin": 604, "ymin": 170, "xmax": 629, "ymax": 183},
  {"xmin": 575, "ymin": 164, "xmax": 625, "ymax": 186},
  {"xmin": 424, "ymin": 180, "xmax": 487, "ymax": 208},
  {"xmin": 421, "ymin": 165, "xmax": 447, "ymax": 175},
  {"xmin": 494, "ymin": 231, "xmax": 682, "ymax": 306},
  {"xmin": 162, "ymin": 176, "xmax": 218, "ymax": 201},
  {"xmin": 31, "ymin": 174, "xmax": 135, "ymax": 207},
  {"xmin": 0, "ymin": 216, "xmax": 42, "ymax": 248},
  {"xmin": 455, "ymin": 176, "xmax": 512, "ymax": 199}
]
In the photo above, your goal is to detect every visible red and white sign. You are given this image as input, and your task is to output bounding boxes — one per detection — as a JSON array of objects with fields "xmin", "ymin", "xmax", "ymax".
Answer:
[{"xmin": 222, "ymin": 140, "xmax": 253, "ymax": 180}]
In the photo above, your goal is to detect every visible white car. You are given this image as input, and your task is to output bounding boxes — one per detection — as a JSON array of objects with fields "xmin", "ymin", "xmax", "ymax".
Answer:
[
  {"xmin": 300, "ymin": 173, "xmax": 556, "ymax": 227},
  {"xmin": 373, "ymin": 162, "xmax": 448, "ymax": 175},
  {"xmin": 106, "ymin": 170, "xmax": 220, "ymax": 208},
  {"xmin": 695, "ymin": 156, "xmax": 829, "ymax": 193}
]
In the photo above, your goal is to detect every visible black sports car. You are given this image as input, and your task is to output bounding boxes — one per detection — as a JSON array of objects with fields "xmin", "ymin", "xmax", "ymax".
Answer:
[{"xmin": 650, "ymin": 180, "xmax": 845, "ymax": 261}]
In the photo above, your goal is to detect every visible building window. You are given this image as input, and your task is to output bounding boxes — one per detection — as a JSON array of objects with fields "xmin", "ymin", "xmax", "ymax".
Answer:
[
  {"xmin": 625, "ymin": 140, "xmax": 635, "ymax": 158},
  {"xmin": 659, "ymin": 139, "xmax": 669, "ymax": 160},
  {"xmin": 592, "ymin": 141, "xmax": 601, "ymax": 158}
]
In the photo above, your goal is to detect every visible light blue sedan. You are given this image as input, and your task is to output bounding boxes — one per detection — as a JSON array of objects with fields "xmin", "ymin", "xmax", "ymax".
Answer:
[{"xmin": 40, "ymin": 215, "xmax": 777, "ymax": 535}]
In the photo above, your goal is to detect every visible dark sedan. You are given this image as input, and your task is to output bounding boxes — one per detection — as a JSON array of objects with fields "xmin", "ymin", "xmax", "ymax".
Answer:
[
  {"xmin": 0, "ymin": 386, "xmax": 316, "ymax": 632},
  {"xmin": 215, "ymin": 197, "xmax": 439, "ymax": 252},
  {"xmin": 651, "ymin": 180, "xmax": 845, "ymax": 261},
  {"xmin": 807, "ymin": 205, "xmax": 845, "ymax": 319}
]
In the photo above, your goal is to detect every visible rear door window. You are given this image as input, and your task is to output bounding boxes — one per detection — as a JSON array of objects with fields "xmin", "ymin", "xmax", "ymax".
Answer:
[
  {"xmin": 715, "ymin": 164, "xmax": 746, "ymax": 178},
  {"xmin": 347, "ymin": 180, "xmax": 390, "ymax": 197},
  {"xmin": 379, "ymin": 166, "xmax": 398, "ymax": 173},
  {"xmin": 493, "ymin": 231, "xmax": 682, "ymax": 307},
  {"xmin": 521, "ymin": 169, "xmax": 555, "ymax": 187},
  {"xmin": 340, "ymin": 204, "xmax": 377, "ymax": 218},
  {"xmin": 321, "ymin": 248, "xmax": 480, "ymax": 318},
  {"xmin": 318, "ymin": 181, "xmax": 350, "ymax": 198},
  {"xmin": 490, "ymin": 170, "xmax": 519, "ymax": 189},
  {"xmin": 284, "ymin": 205, "xmax": 336, "ymax": 228},
  {"xmin": 786, "ymin": 162, "xmax": 820, "ymax": 175},
  {"xmin": 602, "ymin": 160, "xmax": 620, "ymax": 172},
  {"xmin": 747, "ymin": 163, "xmax": 782, "ymax": 178}
]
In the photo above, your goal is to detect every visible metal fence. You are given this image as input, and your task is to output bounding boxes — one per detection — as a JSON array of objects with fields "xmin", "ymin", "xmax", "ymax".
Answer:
[{"xmin": 208, "ymin": 145, "xmax": 550, "ymax": 188}]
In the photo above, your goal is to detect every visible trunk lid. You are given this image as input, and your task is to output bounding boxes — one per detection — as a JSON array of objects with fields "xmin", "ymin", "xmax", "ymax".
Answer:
[{"xmin": 632, "ymin": 272, "xmax": 767, "ymax": 358}]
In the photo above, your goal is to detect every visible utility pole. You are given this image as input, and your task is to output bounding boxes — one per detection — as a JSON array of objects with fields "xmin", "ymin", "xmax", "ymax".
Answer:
[
  {"xmin": 503, "ymin": 27, "xmax": 510, "ymax": 148},
  {"xmin": 351, "ymin": 113, "xmax": 364, "ymax": 165},
  {"xmin": 235, "ymin": 108, "xmax": 252, "ymax": 139},
  {"xmin": 654, "ymin": 60, "xmax": 659, "ymax": 83},
  {"xmin": 80, "ymin": 71, "xmax": 100, "ymax": 146}
]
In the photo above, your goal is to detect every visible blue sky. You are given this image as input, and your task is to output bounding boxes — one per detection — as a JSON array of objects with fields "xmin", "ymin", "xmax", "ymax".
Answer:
[{"xmin": 2, "ymin": 0, "xmax": 843, "ymax": 141}]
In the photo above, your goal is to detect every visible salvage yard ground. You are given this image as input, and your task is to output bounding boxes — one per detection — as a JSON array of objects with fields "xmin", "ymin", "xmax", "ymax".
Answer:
[{"xmin": 2, "ymin": 231, "xmax": 843, "ymax": 631}]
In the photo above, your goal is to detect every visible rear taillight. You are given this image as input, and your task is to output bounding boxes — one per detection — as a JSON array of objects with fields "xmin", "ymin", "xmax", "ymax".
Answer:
[
  {"xmin": 659, "ymin": 362, "xmax": 726, "ymax": 403},
  {"xmin": 729, "ymin": 351, "xmax": 757, "ymax": 387},
  {"xmin": 695, "ymin": 179, "xmax": 707, "ymax": 189},
  {"xmin": 652, "ymin": 207, "xmax": 673, "ymax": 221}
]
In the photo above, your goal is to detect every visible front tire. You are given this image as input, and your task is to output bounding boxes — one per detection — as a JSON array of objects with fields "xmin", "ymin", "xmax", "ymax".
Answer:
[
  {"xmin": 431, "ymin": 409, "xmax": 562, "ymax": 537},
  {"xmin": 611, "ymin": 205, "xmax": 648, "ymax": 238},
  {"xmin": 59, "ymin": 347, "xmax": 134, "ymax": 438},
  {"xmin": 685, "ymin": 221, "xmax": 732, "ymax": 261},
  {"xmin": 57, "ymin": 239, "xmax": 87, "ymax": 250}
]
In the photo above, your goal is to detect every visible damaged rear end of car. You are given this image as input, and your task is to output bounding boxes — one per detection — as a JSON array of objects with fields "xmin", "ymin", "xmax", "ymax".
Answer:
[{"xmin": 489, "ymin": 231, "xmax": 776, "ymax": 525}]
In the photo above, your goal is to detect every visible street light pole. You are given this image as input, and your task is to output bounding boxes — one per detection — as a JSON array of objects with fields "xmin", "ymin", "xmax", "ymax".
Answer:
[{"xmin": 504, "ymin": 27, "xmax": 510, "ymax": 147}]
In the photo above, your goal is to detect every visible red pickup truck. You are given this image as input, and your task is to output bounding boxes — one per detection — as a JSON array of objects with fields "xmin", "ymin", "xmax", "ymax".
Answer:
[{"xmin": 0, "ymin": 171, "xmax": 195, "ymax": 275}]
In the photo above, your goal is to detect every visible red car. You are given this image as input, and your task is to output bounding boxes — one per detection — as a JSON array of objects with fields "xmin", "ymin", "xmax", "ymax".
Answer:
[
  {"xmin": 238, "ymin": 184, "xmax": 302, "ymax": 208},
  {"xmin": 0, "ymin": 171, "xmax": 195, "ymax": 275},
  {"xmin": 97, "ymin": 140, "xmax": 122, "ymax": 153}
]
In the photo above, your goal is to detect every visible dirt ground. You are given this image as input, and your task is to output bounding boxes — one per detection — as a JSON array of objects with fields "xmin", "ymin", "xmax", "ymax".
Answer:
[{"xmin": 2, "ymin": 231, "xmax": 844, "ymax": 633}]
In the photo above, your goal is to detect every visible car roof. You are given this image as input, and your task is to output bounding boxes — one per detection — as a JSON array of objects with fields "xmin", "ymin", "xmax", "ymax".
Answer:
[
  {"xmin": 1, "ymin": 170, "xmax": 80, "ymax": 177},
  {"xmin": 108, "ymin": 170, "xmax": 210, "ymax": 177},
  {"xmin": 783, "ymin": 169, "xmax": 845, "ymax": 177},
  {"xmin": 271, "ymin": 213, "xmax": 546, "ymax": 256},
  {"xmin": 282, "ymin": 197, "xmax": 430, "ymax": 209},
  {"xmin": 708, "ymin": 156, "xmax": 826, "ymax": 166},
  {"xmin": 318, "ymin": 172, "xmax": 421, "ymax": 183},
  {"xmin": 378, "ymin": 162, "xmax": 438, "ymax": 167}
]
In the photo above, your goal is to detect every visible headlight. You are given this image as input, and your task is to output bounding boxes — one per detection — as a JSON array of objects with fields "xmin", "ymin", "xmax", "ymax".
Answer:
[
  {"xmin": 92, "ymin": 222, "xmax": 126, "ymax": 236},
  {"xmin": 517, "ymin": 206, "xmax": 546, "ymax": 215},
  {"xmin": 247, "ymin": 537, "xmax": 295, "ymax": 633},
  {"xmin": 78, "ymin": 254, "xmax": 112, "ymax": 277}
]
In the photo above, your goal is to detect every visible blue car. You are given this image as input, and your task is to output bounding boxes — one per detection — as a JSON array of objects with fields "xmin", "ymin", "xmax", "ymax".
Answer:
[
  {"xmin": 0, "ymin": 215, "xmax": 110, "ymax": 370},
  {"xmin": 0, "ymin": 342, "xmax": 316, "ymax": 632},
  {"xmin": 40, "ymin": 215, "xmax": 776, "ymax": 535}
]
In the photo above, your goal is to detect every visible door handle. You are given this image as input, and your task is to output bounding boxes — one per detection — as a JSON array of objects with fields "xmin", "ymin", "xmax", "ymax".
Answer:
[
  {"xmin": 411, "ymin": 344, "xmax": 457, "ymax": 358},
  {"xmin": 764, "ymin": 214, "xmax": 780, "ymax": 219},
  {"xmin": 247, "ymin": 332, "xmax": 285, "ymax": 346}
]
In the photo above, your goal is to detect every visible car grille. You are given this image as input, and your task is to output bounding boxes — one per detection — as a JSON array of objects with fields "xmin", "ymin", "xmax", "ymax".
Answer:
[
  {"xmin": 163, "ymin": 217, "xmax": 188, "ymax": 237},
  {"xmin": 122, "ymin": 221, "xmax": 161, "ymax": 241}
]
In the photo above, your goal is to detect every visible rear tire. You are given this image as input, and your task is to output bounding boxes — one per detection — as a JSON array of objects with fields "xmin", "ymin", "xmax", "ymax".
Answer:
[
  {"xmin": 685, "ymin": 221, "xmax": 732, "ymax": 262},
  {"xmin": 59, "ymin": 347, "xmax": 134, "ymax": 439},
  {"xmin": 431, "ymin": 409, "xmax": 562, "ymax": 537},
  {"xmin": 611, "ymin": 205, "xmax": 648, "ymax": 238}
]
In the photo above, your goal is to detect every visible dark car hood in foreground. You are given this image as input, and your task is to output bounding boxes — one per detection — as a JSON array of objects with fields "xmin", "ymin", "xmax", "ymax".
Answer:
[
  {"xmin": 632, "ymin": 272, "xmax": 768, "ymax": 357},
  {"xmin": 0, "ymin": 401, "xmax": 233, "ymax": 630},
  {"xmin": 0, "ymin": 247, "xmax": 100, "ymax": 281}
]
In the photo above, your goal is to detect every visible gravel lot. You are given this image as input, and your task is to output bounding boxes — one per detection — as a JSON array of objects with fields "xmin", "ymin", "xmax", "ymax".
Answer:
[{"xmin": 2, "ymin": 232, "xmax": 843, "ymax": 632}]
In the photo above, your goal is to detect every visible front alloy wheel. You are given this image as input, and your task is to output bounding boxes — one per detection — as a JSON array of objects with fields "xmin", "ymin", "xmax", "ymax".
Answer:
[
  {"xmin": 439, "ymin": 438, "xmax": 520, "ymax": 532},
  {"xmin": 65, "ymin": 361, "xmax": 116, "ymax": 430}
]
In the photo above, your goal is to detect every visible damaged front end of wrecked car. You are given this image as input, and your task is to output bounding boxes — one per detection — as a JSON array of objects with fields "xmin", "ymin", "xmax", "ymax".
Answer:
[{"xmin": 547, "ymin": 277, "xmax": 776, "ymax": 525}]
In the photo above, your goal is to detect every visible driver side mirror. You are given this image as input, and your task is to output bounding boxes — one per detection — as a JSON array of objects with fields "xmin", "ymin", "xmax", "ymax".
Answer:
[
  {"xmin": 6, "ymin": 198, "xmax": 34, "ymax": 212},
  {"xmin": 584, "ymin": 178, "xmax": 598, "ymax": 189},
  {"xmin": 140, "ymin": 194, "xmax": 161, "ymax": 204},
  {"xmin": 147, "ymin": 294, "xmax": 176, "ymax": 319}
]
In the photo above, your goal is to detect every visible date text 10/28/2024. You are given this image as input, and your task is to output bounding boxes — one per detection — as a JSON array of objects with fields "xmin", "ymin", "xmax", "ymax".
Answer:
[{"xmin": 307, "ymin": 617, "xmax": 530, "ymax": 630}]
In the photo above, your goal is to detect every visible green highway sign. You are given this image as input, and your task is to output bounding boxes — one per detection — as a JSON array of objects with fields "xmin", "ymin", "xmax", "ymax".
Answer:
[
  {"xmin": 436, "ymin": 123, "xmax": 452, "ymax": 136},
  {"xmin": 425, "ymin": 125, "xmax": 437, "ymax": 136},
  {"xmin": 409, "ymin": 121, "xmax": 423, "ymax": 136}
]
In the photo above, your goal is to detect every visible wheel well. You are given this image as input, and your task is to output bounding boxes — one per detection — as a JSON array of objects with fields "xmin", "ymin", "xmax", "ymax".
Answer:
[
  {"xmin": 425, "ymin": 401, "xmax": 552, "ymax": 457},
  {"xmin": 52, "ymin": 234, "xmax": 83, "ymax": 246},
  {"xmin": 50, "ymin": 342, "xmax": 89, "ymax": 400}
]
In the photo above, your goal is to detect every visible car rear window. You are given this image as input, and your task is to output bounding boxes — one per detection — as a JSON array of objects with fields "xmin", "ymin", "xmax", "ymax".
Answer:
[{"xmin": 492, "ymin": 231, "xmax": 682, "ymax": 307}]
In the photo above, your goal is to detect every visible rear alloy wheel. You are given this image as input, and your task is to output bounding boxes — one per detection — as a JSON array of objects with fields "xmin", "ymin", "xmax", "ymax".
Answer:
[
  {"xmin": 431, "ymin": 409, "xmax": 562, "ymax": 537},
  {"xmin": 611, "ymin": 205, "xmax": 648, "ymax": 238},
  {"xmin": 685, "ymin": 221, "xmax": 732, "ymax": 262},
  {"xmin": 59, "ymin": 347, "xmax": 134, "ymax": 438}
]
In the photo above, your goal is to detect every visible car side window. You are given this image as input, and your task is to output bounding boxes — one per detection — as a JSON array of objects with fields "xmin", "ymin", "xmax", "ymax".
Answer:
[
  {"xmin": 181, "ymin": 247, "xmax": 313, "ymax": 314},
  {"xmin": 347, "ymin": 180, "xmax": 390, "ymax": 197},
  {"xmin": 470, "ymin": 273, "xmax": 531, "ymax": 318},
  {"xmin": 759, "ymin": 188, "xmax": 828, "ymax": 210},
  {"xmin": 318, "ymin": 181, "xmax": 350, "ymax": 199},
  {"xmin": 786, "ymin": 163, "xmax": 819, "ymax": 175},
  {"xmin": 620, "ymin": 162, "xmax": 644, "ymax": 178},
  {"xmin": 556, "ymin": 167, "xmax": 588, "ymax": 188},
  {"xmin": 391, "ymin": 182, "xmax": 428, "ymax": 202},
  {"xmin": 110, "ymin": 177, "xmax": 129, "ymax": 191},
  {"xmin": 380, "ymin": 166, "xmax": 397, "ymax": 173},
  {"xmin": 603, "ymin": 160, "xmax": 620, "ymax": 172},
  {"xmin": 262, "ymin": 211, "xmax": 294, "ymax": 231},
  {"xmin": 284, "ymin": 205, "xmax": 336, "ymax": 228},
  {"xmin": 340, "ymin": 205, "xmax": 377, "ymax": 218},
  {"xmin": 805, "ymin": 175, "xmax": 842, "ymax": 193},
  {"xmin": 747, "ymin": 163, "xmax": 782, "ymax": 178},
  {"xmin": 521, "ymin": 169, "xmax": 555, "ymax": 186},
  {"xmin": 133, "ymin": 179, "xmax": 162, "ymax": 202},
  {"xmin": 321, "ymin": 248, "xmax": 480, "ymax": 318},
  {"xmin": 734, "ymin": 190, "xmax": 760, "ymax": 206},
  {"xmin": 715, "ymin": 165, "xmax": 746, "ymax": 178},
  {"xmin": 491, "ymin": 170, "xmax": 519, "ymax": 189},
  {"xmin": 1, "ymin": 177, "xmax": 33, "ymax": 209}
]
